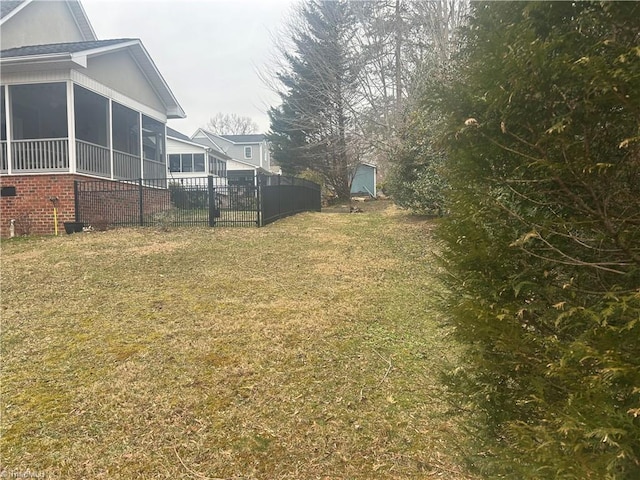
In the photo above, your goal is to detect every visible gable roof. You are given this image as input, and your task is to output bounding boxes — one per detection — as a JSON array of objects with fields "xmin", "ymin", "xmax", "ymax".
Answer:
[
  {"xmin": 1, "ymin": 38, "xmax": 186, "ymax": 119},
  {"xmin": 191, "ymin": 128, "xmax": 226, "ymax": 152},
  {"xmin": 0, "ymin": 0, "xmax": 96, "ymax": 41},
  {"xmin": 166, "ymin": 127, "xmax": 192, "ymax": 142},
  {"xmin": 220, "ymin": 134, "xmax": 266, "ymax": 144}
]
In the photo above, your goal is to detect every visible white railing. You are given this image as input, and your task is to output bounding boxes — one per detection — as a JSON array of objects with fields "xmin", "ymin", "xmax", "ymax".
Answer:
[
  {"xmin": 143, "ymin": 158, "xmax": 167, "ymax": 183},
  {"xmin": 76, "ymin": 139, "xmax": 110, "ymax": 178},
  {"xmin": 11, "ymin": 138, "xmax": 69, "ymax": 171},
  {"xmin": 113, "ymin": 150, "xmax": 141, "ymax": 180},
  {"xmin": 0, "ymin": 141, "xmax": 7, "ymax": 173}
]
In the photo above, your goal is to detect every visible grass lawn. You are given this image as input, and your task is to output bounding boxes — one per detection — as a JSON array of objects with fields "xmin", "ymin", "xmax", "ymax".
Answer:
[{"xmin": 1, "ymin": 201, "xmax": 472, "ymax": 479}]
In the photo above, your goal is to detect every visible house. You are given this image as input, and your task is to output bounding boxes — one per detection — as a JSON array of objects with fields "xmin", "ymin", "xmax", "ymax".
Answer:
[
  {"xmin": 0, "ymin": 0, "xmax": 185, "ymax": 236},
  {"xmin": 351, "ymin": 163, "xmax": 377, "ymax": 198},
  {"xmin": 189, "ymin": 129, "xmax": 272, "ymax": 186},
  {"xmin": 166, "ymin": 127, "xmax": 228, "ymax": 185}
]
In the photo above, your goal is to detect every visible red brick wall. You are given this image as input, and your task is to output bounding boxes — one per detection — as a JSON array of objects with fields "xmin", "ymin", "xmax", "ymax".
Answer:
[
  {"xmin": 76, "ymin": 181, "xmax": 171, "ymax": 227},
  {"xmin": 0, "ymin": 175, "xmax": 173, "ymax": 237},
  {"xmin": 0, "ymin": 174, "xmax": 80, "ymax": 237}
]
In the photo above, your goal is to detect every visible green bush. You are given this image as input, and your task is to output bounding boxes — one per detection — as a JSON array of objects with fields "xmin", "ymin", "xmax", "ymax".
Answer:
[{"xmin": 432, "ymin": 2, "xmax": 640, "ymax": 478}]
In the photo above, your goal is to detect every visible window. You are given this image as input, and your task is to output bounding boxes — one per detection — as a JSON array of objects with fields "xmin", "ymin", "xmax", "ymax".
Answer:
[
  {"xmin": 169, "ymin": 153, "xmax": 206, "ymax": 173},
  {"xmin": 244, "ymin": 146, "xmax": 252, "ymax": 159},
  {"xmin": 194, "ymin": 153, "xmax": 205, "ymax": 172},
  {"xmin": 181, "ymin": 153, "xmax": 193, "ymax": 172},
  {"xmin": 169, "ymin": 154, "xmax": 180, "ymax": 172}
]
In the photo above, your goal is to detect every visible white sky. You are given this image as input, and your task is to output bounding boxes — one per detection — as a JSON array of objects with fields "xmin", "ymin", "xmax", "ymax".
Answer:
[{"xmin": 81, "ymin": 0, "xmax": 295, "ymax": 135}]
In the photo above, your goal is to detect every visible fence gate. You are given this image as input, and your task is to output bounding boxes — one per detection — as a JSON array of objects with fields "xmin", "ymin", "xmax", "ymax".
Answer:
[{"xmin": 74, "ymin": 174, "xmax": 320, "ymax": 229}]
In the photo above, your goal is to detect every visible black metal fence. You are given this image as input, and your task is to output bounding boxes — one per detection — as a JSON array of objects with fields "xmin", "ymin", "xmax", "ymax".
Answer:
[
  {"xmin": 74, "ymin": 174, "xmax": 320, "ymax": 229},
  {"xmin": 259, "ymin": 174, "xmax": 322, "ymax": 226}
]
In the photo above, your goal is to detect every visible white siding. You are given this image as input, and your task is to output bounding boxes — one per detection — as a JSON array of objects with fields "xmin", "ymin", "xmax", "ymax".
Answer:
[
  {"xmin": 1, "ymin": 1, "xmax": 85, "ymax": 49},
  {"xmin": 167, "ymin": 138, "xmax": 208, "ymax": 155}
]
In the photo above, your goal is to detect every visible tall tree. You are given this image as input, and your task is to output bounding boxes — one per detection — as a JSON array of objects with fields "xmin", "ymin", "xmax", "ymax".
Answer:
[
  {"xmin": 268, "ymin": 1, "xmax": 359, "ymax": 200},
  {"xmin": 434, "ymin": 2, "xmax": 640, "ymax": 477},
  {"xmin": 206, "ymin": 113, "xmax": 259, "ymax": 135}
]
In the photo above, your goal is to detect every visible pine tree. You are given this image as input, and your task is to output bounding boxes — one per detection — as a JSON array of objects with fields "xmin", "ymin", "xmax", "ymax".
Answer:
[{"xmin": 268, "ymin": 0, "xmax": 358, "ymax": 200}]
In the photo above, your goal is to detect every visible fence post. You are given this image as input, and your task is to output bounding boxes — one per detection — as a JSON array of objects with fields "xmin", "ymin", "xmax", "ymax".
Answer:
[
  {"xmin": 256, "ymin": 173, "xmax": 262, "ymax": 227},
  {"xmin": 74, "ymin": 180, "xmax": 80, "ymax": 222},
  {"xmin": 278, "ymin": 174, "xmax": 282, "ymax": 219},
  {"xmin": 138, "ymin": 178, "xmax": 144, "ymax": 226},
  {"xmin": 208, "ymin": 175, "xmax": 216, "ymax": 227}
]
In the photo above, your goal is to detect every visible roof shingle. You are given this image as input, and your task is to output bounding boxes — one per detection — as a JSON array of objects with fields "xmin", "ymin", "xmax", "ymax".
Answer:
[
  {"xmin": 0, "ymin": 0, "xmax": 26, "ymax": 19},
  {"xmin": 0, "ymin": 38, "xmax": 136, "ymax": 57}
]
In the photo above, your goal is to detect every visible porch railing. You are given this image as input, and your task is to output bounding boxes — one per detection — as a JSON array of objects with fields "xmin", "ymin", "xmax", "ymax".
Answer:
[
  {"xmin": 143, "ymin": 158, "xmax": 167, "ymax": 186},
  {"xmin": 0, "ymin": 141, "xmax": 7, "ymax": 173},
  {"xmin": 76, "ymin": 139, "xmax": 110, "ymax": 178},
  {"xmin": 113, "ymin": 150, "xmax": 141, "ymax": 180},
  {"xmin": 11, "ymin": 138, "xmax": 69, "ymax": 172}
]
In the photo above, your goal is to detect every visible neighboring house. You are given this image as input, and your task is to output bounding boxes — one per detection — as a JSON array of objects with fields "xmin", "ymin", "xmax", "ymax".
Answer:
[
  {"xmin": 0, "ymin": 0, "xmax": 185, "ymax": 237},
  {"xmin": 190, "ymin": 129, "xmax": 271, "ymax": 185},
  {"xmin": 351, "ymin": 163, "xmax": 377, "ymax": 198},
  {"xmin": 166, "ymin": 127, "xmax": 228, "ymax": 186}
]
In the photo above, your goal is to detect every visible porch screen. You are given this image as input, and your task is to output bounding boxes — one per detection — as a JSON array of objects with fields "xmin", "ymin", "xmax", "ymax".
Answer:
[
  {"xmin": 112, "ymin": 102, "xmax": 139, "ymax": 155},
  {"xmin": 1, "ymin": 87, "xmax": 6, "ymax": 141},
  {"xmin": 10, "ymin": 83, "xmax": 68, "ymax": 139},
  {"xmin": 142, "ymin": 115, "xmax": 165, "ymax": 163},
  {"xmin": 74, "ymin": 85, "xmax": 108, "ymax": 147}
]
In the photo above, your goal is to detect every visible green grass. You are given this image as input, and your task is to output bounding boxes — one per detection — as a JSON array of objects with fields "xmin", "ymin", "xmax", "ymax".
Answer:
[{"xmin": 1, "ymin": 201, "xmax": 472, "ymax": 479}]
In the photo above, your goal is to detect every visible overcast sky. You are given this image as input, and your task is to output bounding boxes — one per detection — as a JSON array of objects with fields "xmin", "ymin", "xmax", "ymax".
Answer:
[{"xmin": 81, "ymin": 0, "xmax": 296, "ymax": 136}]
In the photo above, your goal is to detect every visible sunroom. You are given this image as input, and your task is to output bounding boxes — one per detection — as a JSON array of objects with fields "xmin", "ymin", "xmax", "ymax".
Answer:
[{"xmin": 0, "ymin": 39, "xmax": 185, "ymax": 184}]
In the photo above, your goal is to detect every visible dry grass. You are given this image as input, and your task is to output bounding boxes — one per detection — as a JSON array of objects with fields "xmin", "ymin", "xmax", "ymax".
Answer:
[{"xmin": 1, "ymin": 201, "xmax": 472, "ymax": 479}]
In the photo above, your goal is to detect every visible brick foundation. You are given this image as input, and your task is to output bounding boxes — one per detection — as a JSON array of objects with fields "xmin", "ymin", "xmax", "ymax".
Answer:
[
  {"xmin": 0, "ymin": 174, "xmax": 81, "ymax": 237},
  {"xmin": 0, "ymin": 174, "xmax": 173, "ymax": 237}
]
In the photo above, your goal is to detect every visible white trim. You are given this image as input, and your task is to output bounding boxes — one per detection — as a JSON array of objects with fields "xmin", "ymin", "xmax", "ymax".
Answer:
[
  {"xmin": 138, "ymin": 112, "xmax": 143, "ymax": 179},
  {"xmin": 244, "ymin": 146, "xmax": 253, "ymax": 159},
  {"xmin": 66, "ymin": 0, "xmax": 98, "ymax": 41},
  {"xmin": 0, "ymin": 0, "xmax": 32, "ymax": 24},
  {"xmin": 67, "ymin": 80, "xmax": 76, "ymax": 173},
  {"xmin": 108, "ymin": 98, "xmax": 114, "ymax": 179},
  {"xmin": 5, "ymin": 84, "xmax": 12, "ymax": 174}
]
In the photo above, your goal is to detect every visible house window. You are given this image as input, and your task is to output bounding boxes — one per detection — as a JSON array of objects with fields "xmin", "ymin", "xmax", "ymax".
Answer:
[
  {"xmin": 181, "ymin": 153, "xmax": 193, "ymax": 172},
  {"xmin": 244, "ymin": 146, "xmax": 252, "ymax": 159},
  {"xmin": 194, "ymin": 153, "xmax": 205, "ymax": 172},
  {"xmin": 169, "ymin": 154, "xmax": 181, "ymax": 172},
  {"xmin": 10, "ymin": 83, "xmax": 68, "ymax": 139},
  {"xmin": 169, "ymin": 153, "xmax": 205, "ymax": 173}
]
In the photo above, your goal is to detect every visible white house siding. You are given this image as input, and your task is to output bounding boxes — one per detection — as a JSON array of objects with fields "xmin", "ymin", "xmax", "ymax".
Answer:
[
  {"xmin": 84, "ymin": 50, "xmax": 166, "ymax": 114},
  {"xmin": 226, "ymin": 159, "xmax": 256, "ymax": 172},
  {"xmin": 167, "ymin": 141, "xmax": 206, "ymax": 155},
  {"xmin": 1, "ymin": 1, "xmax": 85, "ymax": 49}
]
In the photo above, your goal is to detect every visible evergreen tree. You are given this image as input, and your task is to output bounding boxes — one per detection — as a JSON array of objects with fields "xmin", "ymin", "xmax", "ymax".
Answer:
[
  {"xmin": 268, "ymin": 0, "xmax": 358, "ymax": 200},
  {"xmin": 434, "ymin": 2, "xmax": 640, "ymax": 477}
]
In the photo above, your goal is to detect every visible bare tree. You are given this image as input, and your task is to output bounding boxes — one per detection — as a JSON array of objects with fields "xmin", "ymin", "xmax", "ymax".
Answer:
[{"xmin": 205, "ymin": 113, "xmax": 260, "ymax": 135}]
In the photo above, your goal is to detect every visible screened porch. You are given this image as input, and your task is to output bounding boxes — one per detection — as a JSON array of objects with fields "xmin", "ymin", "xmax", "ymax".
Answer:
[{"xmin": 0, "ymin": 82, "xmax": 167, "ymax": 183}]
